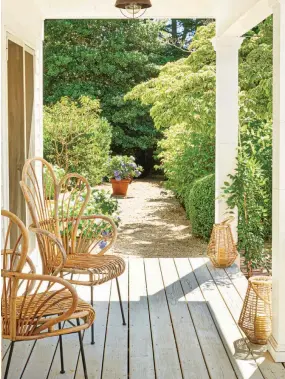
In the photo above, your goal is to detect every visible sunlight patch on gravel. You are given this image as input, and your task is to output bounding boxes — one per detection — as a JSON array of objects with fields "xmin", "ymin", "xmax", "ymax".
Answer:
[{"xmin": 98, "ymin": 178, "xmax": 207, "ymax": 258}]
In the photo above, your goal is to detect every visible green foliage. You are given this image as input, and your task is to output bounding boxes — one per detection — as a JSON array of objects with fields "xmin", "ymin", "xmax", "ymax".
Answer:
[
  {"xmin": 127, "ymin": 18, "xmax": 273, "ymax": 259},
  {"xmin": 186, "ymin": 174, "xmax": 215, "ymax": 240},
  {"xmin": 43, "ymin": 165, "xmax": 65, "ymax": 200},
  {"xmin": 106, "ymin": 155, "xmax": 143, "ymax": 180},
  {"xmin": 43, "ymin": 18, "xmax": 274, "ymax": 268},
  {"xmin": 223, "ymin": 120, "xmax": 272, "ymax": 267},
  {"xmin": 159, "ymin": 127, "xmax": 215, "ymax": 200},
  {"xmin": 126, "ymin": 22, "xmax": 216, "ymax": 205},
  {"xmin": 44, "ymin": 19, "xmax": 188, "ymax": 157},
  {"xmin": 87, "ymin": 189, "xmax": 120, "ymax": 222},
  {"xmin": 59, "ymin": 187, "xmax": 120, "ymax": 246},
  {"xmin": 223, "ymin": 18, "xmax": 273, "ymax": 269},
  {"xmin": 223, "ymin": 154, "xmax": 269, "ymax": 268},
  {"xmin": 125, "ymin": 23, "xmax": 216, "ymax": 133},
  {"xmin": 162, "ymin": 19, "xmax": 213, "ymax": 49},
  {"xmin": 44, "ymin": 96, "xmax": 112, "ymax": 185},
  {"xmin": 239, "ymin": 18, "xmax": 273, "ymax": 123}
]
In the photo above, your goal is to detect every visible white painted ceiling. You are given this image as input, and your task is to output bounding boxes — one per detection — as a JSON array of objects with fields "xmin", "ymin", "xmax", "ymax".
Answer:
[
  {"xmin": 36, "ymin": 0, "xmax": 234, "ymax": 19},
  {"xmin": 34, "ymin": 0, "xmax": 272, "ymax": 37}
]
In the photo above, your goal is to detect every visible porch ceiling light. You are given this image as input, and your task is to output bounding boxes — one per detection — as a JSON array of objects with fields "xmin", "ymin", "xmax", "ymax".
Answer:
[{"xmin": 115, "ymin": 0, "xmax": 152, "ymax": 18}]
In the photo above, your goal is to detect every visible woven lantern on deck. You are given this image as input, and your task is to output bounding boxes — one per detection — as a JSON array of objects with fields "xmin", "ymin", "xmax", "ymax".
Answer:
[
  {"xmin": 238, "ymin": 276, "xmax": 272, "ymax": 344},
  {"xmin": 207, "ymin": 217, "xmax": 238, "ymax": 268}
]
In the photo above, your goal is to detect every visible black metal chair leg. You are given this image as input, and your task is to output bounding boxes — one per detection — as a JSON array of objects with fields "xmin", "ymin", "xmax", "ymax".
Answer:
[
  {"xmin": 58, "ymin": 322, "xmax": 65, "ymax": 374},
  {"xmin": 4, "ymin": 341, "xmax": 15, "ymax": 379},
  {"xmin": 90, "ymin": 286, "xmax": 95, "ymax": 345},
  {"xmin": 116, "ymin": 277, "xmax": 126, "ymax": 326},
  {"xmin": 77, "ymin": 319, "xmax": 88, "ymax": 379}
]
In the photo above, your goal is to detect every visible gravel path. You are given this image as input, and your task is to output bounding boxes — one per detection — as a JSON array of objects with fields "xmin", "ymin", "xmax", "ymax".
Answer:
[{"xmin": 103, "ymin": 178, "xmax": 207, "ymax": 258}]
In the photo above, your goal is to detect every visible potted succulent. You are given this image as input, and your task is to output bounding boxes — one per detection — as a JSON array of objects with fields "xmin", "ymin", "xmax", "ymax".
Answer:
[{"xmin": 106, "ymin": 155, "xmax": 143, "ymax": 196}]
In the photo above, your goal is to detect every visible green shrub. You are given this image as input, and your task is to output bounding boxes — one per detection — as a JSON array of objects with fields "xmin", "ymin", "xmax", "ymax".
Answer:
[
  {"xmin": 43, "ymin": 164, "xmax": 65, "ymax": 199},
  {"xmin": 127, "ymin": 19, "xmax": 274, "ymax": 260},
  {"xmin": 186, "ymin": 174, "xmax": 215, "ymax": 240},
  {"xmin": 84, "ymin": 188, "xmax": 120, "ymax": 225},
  {"xmin": 158, "ymin": 127, "xmax": 215, "ymax": 202},
  {"xmin": 44, "ymin": 96, "xmax": 112, "ymax": 185},
  {"xmin": 223, "ymin": 143, "xmax": 270, "ymax": 270}
]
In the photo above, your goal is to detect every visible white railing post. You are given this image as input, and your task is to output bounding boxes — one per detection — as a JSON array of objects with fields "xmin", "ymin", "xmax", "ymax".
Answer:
[
  {"xmin": 212, "ymin": 36, "xmax": 243, "ymax": 240},
  {"xmin": 268, "ymin": 0, "xmax": 285, "ymax": 363}
]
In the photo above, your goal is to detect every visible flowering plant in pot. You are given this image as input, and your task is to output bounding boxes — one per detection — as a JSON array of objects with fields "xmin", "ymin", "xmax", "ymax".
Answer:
[{"xmin": 106, "ymin": 155, "xmax": 143, "ymax": 196}]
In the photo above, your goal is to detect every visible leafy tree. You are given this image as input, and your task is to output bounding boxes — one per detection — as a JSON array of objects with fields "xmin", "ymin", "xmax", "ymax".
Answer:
[
  {"xmin": 44, "ymin": 19, "xmax": 208, "ymax": 167},
  {"xmin": 127, "ymin": 18, "xmax": 274, "ymax": 268},
  {"xmin": 44, "ymin": 19, "xmax": 187, "ymax": 160},
  {"xmin": 126, "ymin": 23, "xmax": 216, "ymax": 200},
  {"xmin": 162, "ymin": 19, "xmax": 213, "ymax": 50},
  {"xmin": 44, "ymin": 96, "xmax": 112, "ymax": 185}
]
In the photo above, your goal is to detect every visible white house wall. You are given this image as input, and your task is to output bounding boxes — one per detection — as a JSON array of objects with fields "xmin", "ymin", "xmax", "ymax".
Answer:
[{"xmin": 1, "ymin": 0, "xmax": 43, "ymax": 213}]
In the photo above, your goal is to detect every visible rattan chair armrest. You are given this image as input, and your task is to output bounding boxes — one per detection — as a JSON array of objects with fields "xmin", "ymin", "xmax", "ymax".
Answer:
[
  {"xmin": 1, "ymin": 251, "xmax": 37, "ymax": 294},
  {"xmin": 2, "ymin": 271, "xmax": 78, "ymax": 336},
  {"xmin": 29, "ymin": 227, "xmax": 67, "ymax": 276},
  {"xmin": 1, "ymin": 251, "xmax": 36, "ymax": 273}
]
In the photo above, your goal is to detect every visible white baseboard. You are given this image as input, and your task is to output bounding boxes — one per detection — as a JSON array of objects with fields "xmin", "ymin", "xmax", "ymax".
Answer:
[{"xmin": 268, "ymin": 335, "xmax": 285, "ymax": 363}]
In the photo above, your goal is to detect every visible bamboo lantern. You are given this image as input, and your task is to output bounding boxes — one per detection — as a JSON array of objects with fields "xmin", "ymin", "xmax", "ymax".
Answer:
[
  {"xmin": 238, "ymin": 276, "xmax": 272, "ymax": 345},
  {"xmin": 207, "ymin": 217, "xmax": 238, "ymax": 268}
]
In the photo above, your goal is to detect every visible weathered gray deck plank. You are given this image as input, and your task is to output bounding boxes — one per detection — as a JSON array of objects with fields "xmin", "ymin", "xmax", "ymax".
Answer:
[
  {"xmin": 175, "ymin": 257, "xmax": 237, "ymax": 379},
  {"xmin": 75, "ymin": 280, "xmax": 112, "ymax": 379},
  {"xmin": 129, "ymin": 258, "xmax": 155, "ymax": 379},
  {"xmin": 159, "ymin": 258, "xmax": 210, "ymax": 379},
  {"xmin": 190, "ymin": 257, "xmax": 263, "ymax": 379},
  {"xmin": 144, "ymin": 258, "xmax": 182, "ymax": 379},
  {"xmin": 101, "ymin": 260, "xmax": 129, "ymax": 379}
]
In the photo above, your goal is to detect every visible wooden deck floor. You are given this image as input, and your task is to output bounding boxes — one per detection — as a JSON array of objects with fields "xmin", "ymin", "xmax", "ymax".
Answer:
[{"xmin": 2, "ymin": 257, "xmax": 285, "ymax": 379}]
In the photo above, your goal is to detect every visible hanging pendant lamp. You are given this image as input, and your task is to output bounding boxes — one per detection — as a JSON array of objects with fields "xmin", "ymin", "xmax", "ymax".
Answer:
[{"xmin": 115, "ymin": 0, "xmax": 152, "ymax": 19}]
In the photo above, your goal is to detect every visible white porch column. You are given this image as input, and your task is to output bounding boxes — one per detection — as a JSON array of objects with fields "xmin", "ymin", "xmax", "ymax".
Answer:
[
  {"xmin": 268, "ymin": 0, "xmax": 285, "ymax": 363},
  {"xmin": 212, "ymin": 36, "xmax": 243, "ymax": 237}
]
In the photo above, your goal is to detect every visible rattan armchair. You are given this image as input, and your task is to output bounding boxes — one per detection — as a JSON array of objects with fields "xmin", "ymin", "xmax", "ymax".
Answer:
[
  {"xmin": 20, "ymin": 157, "xmax": 126, "ymax": 345},
  {"xmin": 1, "ymin": 210, "xmax": 95, "ymax": 379}
]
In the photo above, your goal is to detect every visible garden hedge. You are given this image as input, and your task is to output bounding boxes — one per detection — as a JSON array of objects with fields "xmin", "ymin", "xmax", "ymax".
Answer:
[{"xmin": 186, "ymin": 174, "xmax": 215, "ymax": 240}]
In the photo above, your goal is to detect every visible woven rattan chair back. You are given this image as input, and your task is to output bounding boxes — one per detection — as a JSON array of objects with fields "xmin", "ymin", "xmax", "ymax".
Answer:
[
  {"xmin": 2, "ymin": 210, "xmax": 33, "ymax": 339},
  {"xmin": 1, "ymin": 211, "xmax": 39, "ymax": 338},
  {"xmin": 20, "ymin": 157, "xmax": 91, "ymax": 272},
  {"xmin": 1, "ymin": 210, "xmax": 84, "ymax": 340},
  {"xmin": 1, "ymin": 209, "xmax": 29, "ymax": 273}
]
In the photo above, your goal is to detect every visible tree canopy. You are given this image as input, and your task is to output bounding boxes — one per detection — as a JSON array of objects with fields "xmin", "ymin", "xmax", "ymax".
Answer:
[
  {"xmin": 44, "ymin": 96, "xmax": 112, "ymax": 185},
  {"xmin": 126, "ymin": 19, "xmax": 273, "ymax": 264},
  {"xmin": 44, "ymin": 19, "xmax": 190, "ymax": 160}
]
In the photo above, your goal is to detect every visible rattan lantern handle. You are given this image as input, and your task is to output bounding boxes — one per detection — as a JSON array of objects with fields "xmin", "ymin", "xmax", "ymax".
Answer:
[{"xmin": 221, "ymin": 216, "xmax": 235, "ymax": 225}]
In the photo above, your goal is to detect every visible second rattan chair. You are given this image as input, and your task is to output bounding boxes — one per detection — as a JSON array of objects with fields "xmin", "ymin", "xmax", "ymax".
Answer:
[
  {"xmin": 1, "ymin": 210, "xmax": 95, "ymax": 379},
  {"xmin": 20, "ymin": 157, "xmax": 126, "ymax": 345}
]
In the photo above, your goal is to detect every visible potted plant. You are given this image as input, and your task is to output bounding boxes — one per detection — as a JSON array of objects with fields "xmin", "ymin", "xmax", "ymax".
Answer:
[{"xmin": 106, "ymin": 155, "xmax": 143, "ymax": 196}]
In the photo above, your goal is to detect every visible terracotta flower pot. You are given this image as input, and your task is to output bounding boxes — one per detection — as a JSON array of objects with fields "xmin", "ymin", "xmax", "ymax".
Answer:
[{"xmin": 110, "ymin": 178, "xmax": 130, "ymax": 197}]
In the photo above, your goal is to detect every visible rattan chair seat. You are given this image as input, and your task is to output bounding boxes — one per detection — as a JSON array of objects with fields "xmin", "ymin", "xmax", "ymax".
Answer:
[
  {"xmin": 62, "ymin": 254, "xmax": 126, "ymax": 285},
  {"xmin": 2, "ymin": 290, "xmax": 95, "ymax": 338}
]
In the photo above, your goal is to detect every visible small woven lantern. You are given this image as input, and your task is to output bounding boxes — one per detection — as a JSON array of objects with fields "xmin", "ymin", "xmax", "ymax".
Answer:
[
  {"xmin": 238, "ymin": 276, "xmax": 272, "ymax": 344},
  {"xmin": 207, "ymin": 217, "xmax": 238, "ymax": 268}
]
